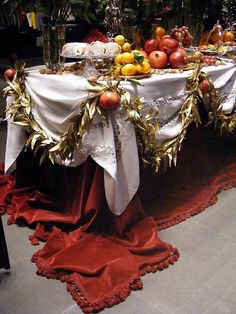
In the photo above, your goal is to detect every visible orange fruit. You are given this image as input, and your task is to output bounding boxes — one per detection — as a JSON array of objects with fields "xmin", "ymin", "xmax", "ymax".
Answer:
[
  {"xmin": 223, "ymin": 31, "xmax": 234, "ymax": 42},
  {"xmin": 114, "ymin": 54, "xmax": 123, "ymax": 65},
  {"xmin": 121, "ymin": 52, "xmax": 135, "ymax": 64},
  {"xmin": 121, "ymin": 64, "xmax": 137, "ymax": 76},
  {"xmin": 155, "ymin": 26, "xmax": 166, "ymax": 39},
  {"xmin": 136, "ymin": 61, "xmax": 151, "ymax": 74},
  {"xmin": 114, "ymin": 35, "xmax": 125, "ymax": 46}
]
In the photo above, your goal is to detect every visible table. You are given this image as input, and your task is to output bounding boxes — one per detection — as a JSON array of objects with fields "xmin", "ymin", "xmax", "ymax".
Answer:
[
  {"xmin": 1, "ymin": 61, "xmax": 235, "ymax": 313},
  {"xmin": 4, "ymin": 62, "xmax": 236, "ymax": 215}
]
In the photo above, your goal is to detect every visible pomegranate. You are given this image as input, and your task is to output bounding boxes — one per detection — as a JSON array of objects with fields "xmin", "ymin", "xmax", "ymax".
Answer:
[
  {"xmin": 169, "ymin": 49, "xmax": 187, "ymax": 69},
  {"xmin": 4, "ymin": 68, "xmax": 16, "ymax": 81},
  {"xmin": 148, "ymin": 51, "xmax": 168, "ymax": 69},
  {"xmin": 159, "ymin": 37, "xmax": 179, "ymax": 56},
  {"xmin": 144, "ymin": 38, "xmax": 159, "ymax": 54},
  {"xmin": 99, "ymin": 91, "xmax": 121, "ymax": 110}
]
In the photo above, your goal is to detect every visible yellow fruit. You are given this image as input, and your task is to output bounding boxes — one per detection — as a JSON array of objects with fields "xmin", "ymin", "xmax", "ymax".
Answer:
[
  {"xmin": 155, "ymin": 26, "xmax": 166, "ymax": 39},
  {"xmin": 136, "ymin": 61, "xmax": 151, "ymax": 74},
  {"xmin": 113, "ymin": 65, "xmax": 122, "ymax": 76},
  {"xmin": 122, "ymin": 42, "xmax": 132, "ymax": 52},
  {"xmin": 114, "ymin": 54, "xmax": 123, "ymax": 65},
  {"xmin": 218, "ymin": 46, "xmax": 227, "ymax": 53},
  {"xmin": 121, "ymin": 64, "xmax": 137, "ymax": 76},
  {"xmin": 118, "ymin": 45, "xmax": 122, "ymax": 52},
  {"xmin": 121, "ymin": 52, "xmax": 135, "ymax": 64},
  {"xmin": 114, "ymin": 35, "xmax": 126, "ymax": 46},
  {"xmin": 207, "ymin": 44, "xmax": 216, "ymax": 50}
]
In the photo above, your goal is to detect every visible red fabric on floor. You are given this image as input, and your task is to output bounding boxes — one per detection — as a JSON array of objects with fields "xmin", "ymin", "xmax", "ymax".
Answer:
[
  {"xmin": 0, "ymin": 157, "xmax": 178, "ymax": 313},
  {"xmin": 0, "ymin": 125, "xmax": 235, "ymax": 313}
]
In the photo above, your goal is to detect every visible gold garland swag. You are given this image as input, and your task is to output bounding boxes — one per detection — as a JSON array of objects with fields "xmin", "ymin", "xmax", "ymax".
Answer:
[{"xmin": 4, "ymin": 63, "xmax": 236, "ymax": 172}]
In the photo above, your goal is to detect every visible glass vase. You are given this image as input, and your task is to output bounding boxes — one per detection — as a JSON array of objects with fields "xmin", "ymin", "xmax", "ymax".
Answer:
[{"xmin": 42, "ymin": 24, "xmax": 66, "ymax": 70}]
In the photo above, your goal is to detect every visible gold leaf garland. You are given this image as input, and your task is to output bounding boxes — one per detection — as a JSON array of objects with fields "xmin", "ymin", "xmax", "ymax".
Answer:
[
  {"xmin": 4, "ymin": 63, "xmax": 59, "ymax": 164},
  {"xmin": 199, "ymin": 73, "xmax": 236, "ymax": 134},
  {"xmin": 138, "ymin": 64, "xmax": 203, "ymax": 172},
  {"xmin": 51, "ymin": 81, "xmax": 109, "ymax": 162},
  {"xmin": 122, "ymin": 95, "xmax": 159, "ymax": 167},
  {"xmin": 4, "ymin": 65, "xmax": 159, "ymax": 166},
  {"xmin": 4, "ymin": 62, "xmax": 235, "ymax": 172}
]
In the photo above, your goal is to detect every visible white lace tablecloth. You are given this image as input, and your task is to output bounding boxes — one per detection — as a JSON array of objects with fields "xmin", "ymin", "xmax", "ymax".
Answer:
[{"xmin": 5, "ymin": 62, "xmax": 236, "ymax": 215}]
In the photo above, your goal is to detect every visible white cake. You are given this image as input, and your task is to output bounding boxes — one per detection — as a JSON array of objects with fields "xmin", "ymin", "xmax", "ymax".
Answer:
[
  {"xmin": 61, "ymin": 43, "xmax": 90, "ymax": 57},
  {"xmin": 89, "ymin": 42, "xmax": 121, "ymax": 56},
  {"xmin": 61, "ymin": 41, "xmax": 120, "ymax": 57}
]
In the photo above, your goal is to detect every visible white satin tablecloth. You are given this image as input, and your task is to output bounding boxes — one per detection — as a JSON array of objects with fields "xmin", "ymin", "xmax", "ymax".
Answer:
[{"xmin": 5, "ymin": 62, "xmax": 236, "ymax": 215}]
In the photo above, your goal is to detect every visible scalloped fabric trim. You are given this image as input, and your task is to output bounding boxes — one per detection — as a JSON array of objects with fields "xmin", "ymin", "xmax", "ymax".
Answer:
[
  {"xmin": 157, "ymin": 180, "xmax": 236, "ymax": 231},
  {"xmin": 31, "ymin": 246, "xmax": 179, "ymax": 314}
]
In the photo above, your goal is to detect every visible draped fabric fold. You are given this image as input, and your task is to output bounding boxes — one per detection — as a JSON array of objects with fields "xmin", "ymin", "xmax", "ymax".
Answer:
[
  {"xmin": 1, "ymin": 125, "xmax": 235, "ymax": 313},
  {"xmin": 0, "ymin": 156, "xmax": 178, "ymax": 313}
]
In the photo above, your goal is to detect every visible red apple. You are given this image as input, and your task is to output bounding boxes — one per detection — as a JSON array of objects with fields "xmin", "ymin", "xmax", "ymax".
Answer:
[
  {"xmin": 159, "ymin": 37, "xmax": 179, "ymax": 56},
  {"xmin": 4, "ymin": 68, "xmax": 16, "ymax": 81},
  {"xmin": 99, "ymin": 91, "xmax": 121, "ymax": 110},
  {"xmin": 144, "ymin": 38, "xmax": 159, "ymax": 54},
  {"xmin": 169, "ymin": 49, "xmax": 187, "ymax": 69},
  {"xmin": 148, "ymin": 50, "xmax": 168, "ymax": 69}
]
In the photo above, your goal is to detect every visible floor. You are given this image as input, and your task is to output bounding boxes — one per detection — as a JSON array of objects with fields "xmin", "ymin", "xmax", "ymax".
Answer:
[{"xmin": 0, "ymin": 70, "xmax": 236, "ymax": 314}]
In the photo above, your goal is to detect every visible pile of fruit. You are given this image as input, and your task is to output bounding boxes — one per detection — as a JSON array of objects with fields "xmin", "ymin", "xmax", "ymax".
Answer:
[
  {"xmin": 111, "ymin": 31, "xmax": 192, "ymax": 77},
  {"xmin": 142, "ymin": 36, "xmax": 187, "ymax": 69},
  {"xmin": 112, "ymin": 35, "xmax": 151, "ymax": 76},
  {"xmin": 198, "ymin": 30, "xmax": 235, "ymax": 53},
  {"xmin": 187, "ymin": 51, "xmax": 218, "ymax": 66}
]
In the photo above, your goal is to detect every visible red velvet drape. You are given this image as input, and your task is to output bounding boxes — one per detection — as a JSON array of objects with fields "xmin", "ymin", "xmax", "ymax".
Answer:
[
  {"xmin": 0, "ymin": 124, "xmax": 235, "ymax": 313},
  {"xmin": 0, "ymin": 154, "xmax": 178, "ymax": 313},
  {"xmin": 140, "ymin": 124, "xmax": 236, "ymax": 229}
]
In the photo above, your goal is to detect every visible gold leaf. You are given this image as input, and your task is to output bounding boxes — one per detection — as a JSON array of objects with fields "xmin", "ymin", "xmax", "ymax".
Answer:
[
  {"xmin": 39, "ymin": 150, "xmax": 47, "ymax": 165},
  {"xmin": 48, "ymin": 142, "xmax": 61, "ymax": 152},
  {"xmin": 88, "ymin": 100, "xmax": 97, "ymax": 119},
  {"xmin": 12, "ymin": 121, "xmax": 29, "ymax": 127}
]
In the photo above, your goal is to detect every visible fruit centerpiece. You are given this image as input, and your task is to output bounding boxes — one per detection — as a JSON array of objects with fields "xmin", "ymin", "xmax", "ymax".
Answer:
[
  {"xmin": 112, "ymin": 34, "xmax": 151, "ymax": 77},
  {"xmin": 33, "ymin": 18, "xmax": 231, "ymax": 80},
  {"xmin": 141, "ymin": 35, "xmax": 188, "ymax": 71},
  {"xmin": 198, "ymin": 21, "xmax": 235, "ymax": 56}
]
